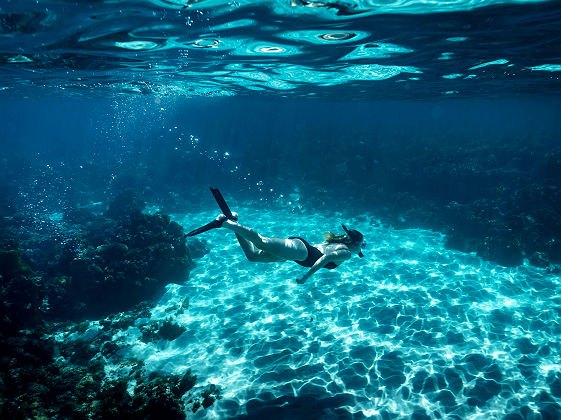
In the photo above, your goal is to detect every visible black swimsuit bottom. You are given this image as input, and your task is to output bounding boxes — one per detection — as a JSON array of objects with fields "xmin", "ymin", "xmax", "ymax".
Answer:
[{"xmin": 289, "ymin": 237, "xmax": 339, "ymax": 270}]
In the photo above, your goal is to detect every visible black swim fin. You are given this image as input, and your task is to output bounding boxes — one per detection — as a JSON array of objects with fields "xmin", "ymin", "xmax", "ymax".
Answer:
[
  {"xmin": 185, "ymin": 219, "xmax": 223, "ymax": 237},
  {"xmin": 210, "ymin": 187, "xmax": 234, "ymax": 220},
  {"xmin": 185, "ymin": 187, "xmax": 234, "ymax": 237}
]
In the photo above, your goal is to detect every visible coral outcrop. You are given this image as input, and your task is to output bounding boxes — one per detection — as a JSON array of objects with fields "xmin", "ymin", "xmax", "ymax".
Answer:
[{"xmin": 0, "ymin": 191, "xmax": 215, "ymax": 418}]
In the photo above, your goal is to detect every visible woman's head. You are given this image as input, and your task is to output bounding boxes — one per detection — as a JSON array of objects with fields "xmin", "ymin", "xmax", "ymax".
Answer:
[{"xmin": 324, "ymin": 225, "xmax": 365, "ymax": 257}]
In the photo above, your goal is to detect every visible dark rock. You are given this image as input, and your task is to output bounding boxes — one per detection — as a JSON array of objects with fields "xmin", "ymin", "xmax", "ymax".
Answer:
[
  {"xmin": 201, "ymin": 384, "xmax": 221, "ymax": 409},
  {"xmin": 529, "ymin": 251, "xmax": 551, "ymax": 268},
  {"xmin": 106, "ymin": 190, "xmax": 145, "ymax": 220},
  {"xmin": 100, "ymin": 341, "xmax": 120, "ymax": 358},
  {"xmin": 131, "ymin": 377, "xmax": 186, "ymax": 420},
  {"xmin": 96, "ymin": 242, "xmax": 128, "ymax": 262},
  {"xmin": 0, "ymin": 247, "xmax": 43, "ymax": 331},
  {"xmin": 141, "ymin": 324, "xmax": 160, "ymax": 343},
  {"xmin": 0, "ymin": 249, "xmax": 32, "ymax": 277},
  {"xmin": 68, "ymin": 340, "xmax": 100, "ymax": 364},
  {"xmin": 45, "ymin": 208, "xmax": 193, "ymax": 320},
  {"xmin": 158, "ymin": 320, "xmax": 186, "ymax": 341},
  {"xmin": 476, "ymin": 234, "xmax": 523, "ymax": 267},
  {"xmin": 94, "ymin": 380, "xmax": 133, "ymax": 419},
  {"xmin": 177, "ymin": 369, "xmax": 197, "ymax": 396},
  {"xmin": 63, "ymin": 206, "xmax": 96, "ymax": 225}
]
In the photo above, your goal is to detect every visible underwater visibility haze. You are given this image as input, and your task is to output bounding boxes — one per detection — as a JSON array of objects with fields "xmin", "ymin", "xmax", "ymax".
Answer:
[{"xmin": 1, "ymin": 0, "xmax": 561, "ymax": 419}]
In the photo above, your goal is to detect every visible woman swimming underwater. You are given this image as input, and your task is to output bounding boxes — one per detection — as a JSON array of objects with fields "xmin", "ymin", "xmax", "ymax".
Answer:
[{"xmin": 215, "ymin": 213, "xmax": 366, "ymax": 284}]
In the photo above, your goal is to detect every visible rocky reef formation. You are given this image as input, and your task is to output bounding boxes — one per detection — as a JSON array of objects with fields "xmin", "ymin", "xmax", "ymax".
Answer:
[
  {"xmin": 2, "ymin": 191, "xmax": 195, "ymax": 321},
  {"xmin": 0, "ymin": 191, "xmax": 214, "ymax": 418},
  {"xmin": 0, "ymin": 305, "xmax": 220, "ymax": 419}
]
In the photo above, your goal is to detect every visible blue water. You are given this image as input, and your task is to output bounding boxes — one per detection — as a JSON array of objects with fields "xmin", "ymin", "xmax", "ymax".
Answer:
[{"xmin": 2, "ymin": 0, "xmax": 561, "ymax": 419}]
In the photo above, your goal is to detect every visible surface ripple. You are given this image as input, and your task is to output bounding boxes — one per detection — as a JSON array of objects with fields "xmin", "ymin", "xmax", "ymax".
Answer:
[{"xmin": 1, "ymin": 0, "xmax": 559, "ymax": 98}]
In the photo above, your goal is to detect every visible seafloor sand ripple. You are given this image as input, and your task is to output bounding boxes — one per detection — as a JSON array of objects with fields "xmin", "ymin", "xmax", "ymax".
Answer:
[{"xmin": 104, "ymin": 205, "xmax": 561, "ymax": 419}]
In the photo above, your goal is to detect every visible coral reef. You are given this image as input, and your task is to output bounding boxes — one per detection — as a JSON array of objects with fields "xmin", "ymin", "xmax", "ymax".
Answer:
[
  {"xmin": 140, "ymin": 318, "xmax": 187, "ymax": 343},
  {"xmin": 0, "ymin": 191, "xmax": 215, "ymax": 419},
  {"xmin": 2, "ymin": 191, "xmax": 194, "ymax": 320},
  {"xmin": 158, "ymin": 319, "xmax": 187, "ymax": 341},
  {"xmin": 0, "ymin": 303, "xmax": 218, "ymax": 419},
  {"xmin": 54, "ymin": 206, "xmax": 192, "ymax": 319},
  {"xmin": 0, "ymin": 247, "xmax": 43, "ymax": 333}
]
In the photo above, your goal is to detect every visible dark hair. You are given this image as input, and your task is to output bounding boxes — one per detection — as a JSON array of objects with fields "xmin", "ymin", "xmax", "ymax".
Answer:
[{"xmin": 324, "ymin": 225, "xmax": 363, "ymax": 246}]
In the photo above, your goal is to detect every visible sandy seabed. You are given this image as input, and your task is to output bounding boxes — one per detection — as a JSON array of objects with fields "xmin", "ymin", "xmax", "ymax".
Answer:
[{"xmin": 78, "ymin": 205, "xmax": 561, "ymax": 419}]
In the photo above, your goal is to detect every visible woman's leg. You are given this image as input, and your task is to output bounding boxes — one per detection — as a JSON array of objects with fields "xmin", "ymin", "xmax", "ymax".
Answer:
[
  {"xmin": 233, "ymin": 233, "xmax": 284, "ymax": 262},
  {"xmin": 223, "ymin": 220, "xmax": 308, "ymax": 261}
]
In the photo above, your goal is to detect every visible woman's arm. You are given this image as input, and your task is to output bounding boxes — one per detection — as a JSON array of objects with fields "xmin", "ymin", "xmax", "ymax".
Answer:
[{"xmin": 296, "ymin": 248, "xmax": 352, "ymax": 284}]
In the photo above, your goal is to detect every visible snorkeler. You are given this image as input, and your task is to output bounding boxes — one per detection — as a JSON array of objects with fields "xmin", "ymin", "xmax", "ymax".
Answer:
[
  {"xmin": 186, "ymin": 188, "xmax": 366, "ymax": 284},
  {"xmin": 220, "ymin": 215, "xmax": 365, "ymax": 284}
]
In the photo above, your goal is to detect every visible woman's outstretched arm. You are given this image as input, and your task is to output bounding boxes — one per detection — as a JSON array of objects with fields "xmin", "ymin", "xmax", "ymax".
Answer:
[{"xmin": 296, "ymin": 249, "xmax": 351, "ymax": 284}]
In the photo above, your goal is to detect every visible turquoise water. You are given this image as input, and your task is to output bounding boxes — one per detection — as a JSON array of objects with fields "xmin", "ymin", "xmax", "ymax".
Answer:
[
  {"xmin": 51, "ymin": 202, "xmax": 561, "ymax": 418},
  {"xmin": 2, "ymin": 0, "xmax": 561, "ymax": 418}
]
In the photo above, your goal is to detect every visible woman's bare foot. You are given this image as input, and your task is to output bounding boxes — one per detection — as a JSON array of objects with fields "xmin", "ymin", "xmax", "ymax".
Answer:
[{"xmin": 216, "ymin": 212, "xmax": 239, "ymax": 225}]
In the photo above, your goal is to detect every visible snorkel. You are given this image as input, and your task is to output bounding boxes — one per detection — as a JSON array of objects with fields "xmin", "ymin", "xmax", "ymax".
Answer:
[{"xmin": 342, "ymin": 224, "xmax": 365, "ymax": 258}]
